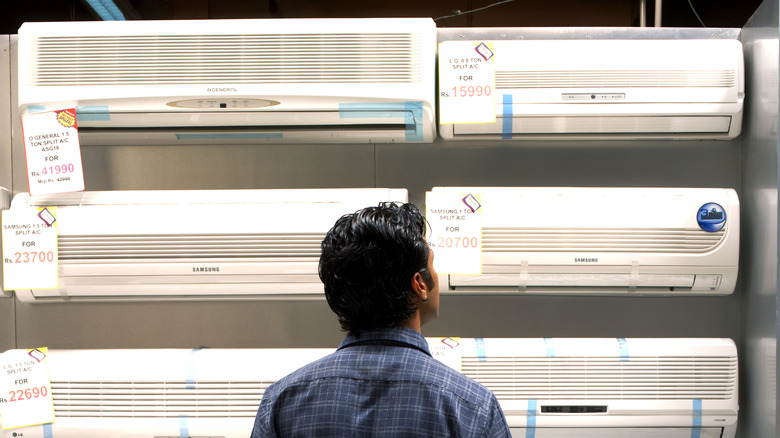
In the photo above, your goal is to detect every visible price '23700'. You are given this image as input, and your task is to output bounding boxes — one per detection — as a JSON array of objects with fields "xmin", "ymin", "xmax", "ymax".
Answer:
[{"xmin": 14, "ymin": 251, "xmax": 55, "ymax": 263}]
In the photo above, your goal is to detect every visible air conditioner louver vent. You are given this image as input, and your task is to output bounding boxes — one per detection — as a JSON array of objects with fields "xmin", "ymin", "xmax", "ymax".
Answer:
[
  {"xmin": 462, "ymin": 356, "xmax": 737, "ymax": 400},
  {"xmin": 27, "ymin": 34, "xmax": 422, "ymax": 86},
  {"xmin": 50, "ymin": 381, "xmax": 271, "ymax": 418},
  {"xmin": 483, "ymin": 228, "xmax": 725, "ymax": 254},
  {"xmin": 57, "ymin": 233, "xmax": 324, "ymax": 260},
  {"xmin": 496, "ymin": 70, "xmax": 737, "ymax": 89}
]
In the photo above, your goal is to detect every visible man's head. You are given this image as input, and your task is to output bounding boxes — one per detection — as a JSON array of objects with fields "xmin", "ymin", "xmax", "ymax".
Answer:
[{"xmin": 319, "ymin": 202, "xmax": 437, "ymax": 333}]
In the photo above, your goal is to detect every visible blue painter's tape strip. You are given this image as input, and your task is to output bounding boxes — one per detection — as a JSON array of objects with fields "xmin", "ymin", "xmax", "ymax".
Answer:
[
  {"xmin": 404, "ymin": 101, "xmax": 423, "ymax": 141},
  {"xmin": 617, "ymin": 338, "xmax": 629, "ymax": 361},
  {"xmin": 526, "ymin": 399, "xmax": 537, "ymax": 438},
  {"xmin": 691, "ymin": 399, "xmax": 702, "ymax": 438},
  {"xmin": 185, "ymin": 348, "xmax": 201, "ymax": 389},
  {"xmin": 179, "ymin": 415, "xmax": 189, "ymax": 438},
  {"xmin": 338, "ymin": 102, "xmax": 407, "ymax": 119},
  {"xmin": 544, "ymin": 338, "xmax": 555, "ymax": 357},
  {"xmin": 475, "ymin": 338, "xmax": 486, "ymax": 362},
  {"xmin": 338, "ymin": 101, "xmax": 424, "ymax": 141},
  {"xmin": 43, "ymin": 422, "xmax": 54, "ymax": 438},
  {"xmin": 175, "ymin": 133, "xmax": 283, "ymax": 140},
  {"xmin": 75, "ymin": 105, "xmax": 111, "ymax": 121},
  {"xmin": 502, "ymin": 94, "xmax": 513, "ymax": 140},
  {"xmin": 28, "ymin": 105, "xmax": 47, "ymax": 114}
]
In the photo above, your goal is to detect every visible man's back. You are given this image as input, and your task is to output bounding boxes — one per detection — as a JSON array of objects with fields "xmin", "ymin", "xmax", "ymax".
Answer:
[{"xmin": 251, "ymin": 327, "xmax": 510, "ymax": 437}]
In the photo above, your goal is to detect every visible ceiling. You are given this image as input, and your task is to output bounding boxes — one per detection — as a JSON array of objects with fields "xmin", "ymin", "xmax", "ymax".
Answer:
[{"xmin": 1, "ymin": 0, "xmax": 765, "ymax": 34}]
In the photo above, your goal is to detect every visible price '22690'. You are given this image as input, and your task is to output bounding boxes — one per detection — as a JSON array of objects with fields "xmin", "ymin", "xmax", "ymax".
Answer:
[
  {"xmin": 14, "ymin": 251, "xmax": 55, "ymax": 263},
  {"xmin": 452, "ymin": 85, "xmax": 492, "ymax": 98},
  {"xmin": 8, "ymin": 386, "xmax": 49, "ymax": 402}
]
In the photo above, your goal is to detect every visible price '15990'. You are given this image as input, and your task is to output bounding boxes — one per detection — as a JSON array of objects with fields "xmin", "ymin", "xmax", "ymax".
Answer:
[{"xmin": 451, "ymin": 85, "xmax": 492, "ymax": 98}]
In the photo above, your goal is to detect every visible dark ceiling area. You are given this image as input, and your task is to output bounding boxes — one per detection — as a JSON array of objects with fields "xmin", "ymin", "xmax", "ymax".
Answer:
[{"xmin": 0, "ymin": 0, "xmax": 766, "ymax": 34}]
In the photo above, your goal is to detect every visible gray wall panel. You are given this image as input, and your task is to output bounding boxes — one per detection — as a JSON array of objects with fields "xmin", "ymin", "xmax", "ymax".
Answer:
[
  {"xmin": 80, "ymin": 143, "xmax": 377, "ymax": 191},
  {"xmin": 741, "ymin": 0, "xmax": 779, "ymax": 436},
  {"xmin": 377, "ymin": 140, "xmax": 743, "ymax": 210}
]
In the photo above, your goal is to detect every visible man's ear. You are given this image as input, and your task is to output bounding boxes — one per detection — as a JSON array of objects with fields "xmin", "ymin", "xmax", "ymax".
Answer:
[{"xmin": 411, "ymin": 272, "xmax": 428, "ymax": 302}]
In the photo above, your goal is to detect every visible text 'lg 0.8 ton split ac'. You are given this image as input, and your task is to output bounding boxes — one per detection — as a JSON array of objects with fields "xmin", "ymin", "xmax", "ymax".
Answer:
[
  {"xmin": 7, "ymin": 188, "xmax": 408, "ymax": 302},
  {"xmin": 431, "ymin": 187, "xmax": 739, "ymax": 296},
  {"xmin": 17, "ymin": 18, "xmax": 436, "ymax": 144}
]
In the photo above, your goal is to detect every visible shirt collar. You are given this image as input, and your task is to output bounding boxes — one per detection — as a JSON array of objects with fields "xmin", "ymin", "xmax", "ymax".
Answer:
[{"xmin": 339, "ymin": 326, "xmax": 432, "ymax": 356}]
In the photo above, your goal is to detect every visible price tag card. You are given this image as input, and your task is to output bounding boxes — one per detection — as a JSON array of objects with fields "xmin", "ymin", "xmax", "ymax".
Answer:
[
  {"xmin": 0, "ymin": 348, "xmax": 55, "ymax": 429},
  {"xmin": 2, "ymin": 207, "xmax": 58, "ymax": 291},
  {"xmin": 425, "ymin": 191, "xmax": 482, "ymax": 274},
  {"xmin": 22, "ymin": 108, "xmax": 85, "ymax": 195},
  {"xmin": 438, "ymin": 41, "xmax": 496, "ymax": 124}
]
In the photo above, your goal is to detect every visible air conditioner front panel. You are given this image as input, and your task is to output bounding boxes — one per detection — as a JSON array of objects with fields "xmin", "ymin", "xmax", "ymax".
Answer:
[
  {"xmin": 430, "ymin": 187, "xmax": 739, "ymax": 295},
  {"xmin": 439, "ymin": 39, "xmax": 743, "ymax": 140},
  {"xmin": 452, "ymin": 115, "xmax": 735, "ymax": 138},
  {"xmin": 18, "ymin": 18, "xmax": 437, "ymax": 144},
  {"xmin": 11, "ymin": 189, "xmax": 408, "ymax": 302}
]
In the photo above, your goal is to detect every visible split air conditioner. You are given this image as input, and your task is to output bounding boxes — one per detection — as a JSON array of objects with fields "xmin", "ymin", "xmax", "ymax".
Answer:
[
  {"xmin": 17, "ymin": 18, "xmax": 436, "ymax": 144},
  {"xmin": 430, "ymin": 187, "xmax": 739, "ymax": 295},
  {"xmin": 448, "ymin": 337, "xmax": 738, "ymax": 438},
  {"xmin": 0, "ymin": 338, "xmax": 737, "ymax": 438},
  {"xmin": 7, "ymin": 188, "xmax": 407, "ymax": 302},
  {"xmin": 439, "ymin": 39, "xmax": 744, "ymax": 140}
]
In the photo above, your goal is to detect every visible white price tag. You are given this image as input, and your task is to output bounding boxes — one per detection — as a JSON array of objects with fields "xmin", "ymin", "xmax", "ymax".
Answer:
[
  {"xmin": 438, "ymin": 41, "xmax": 496, "ymax": 124},
  {"xmin": 0, "ymin": 348, "xmax": 55, "ymax": 430},
  {"xmin": 22, "ymin": 108, "xmax": 85, "ymax": 195},
  {"xmin": 2, "ymin": 208, "xmax": 59, "ymax": 291},
  {"xmin": 425, "ymin": 191, "xmax": 482, "ymax": 275}
]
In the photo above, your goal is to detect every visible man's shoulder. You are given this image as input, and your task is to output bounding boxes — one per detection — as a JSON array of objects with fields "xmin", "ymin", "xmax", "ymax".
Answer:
[{"xmin": 416, "ymin": 352, "xmax": 498, "ymax": 403}]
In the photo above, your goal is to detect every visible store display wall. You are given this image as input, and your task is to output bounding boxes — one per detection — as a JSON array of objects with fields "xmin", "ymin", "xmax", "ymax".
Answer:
[{"xmin": 2, "ymin": 11, "xmax": 779, "ymax": 435}]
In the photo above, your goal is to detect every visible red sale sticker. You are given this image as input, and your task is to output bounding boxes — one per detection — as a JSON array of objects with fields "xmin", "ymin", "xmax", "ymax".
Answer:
[{"xmin": 0, "ymin": 348, "xmax": 55, "ymax": 429}]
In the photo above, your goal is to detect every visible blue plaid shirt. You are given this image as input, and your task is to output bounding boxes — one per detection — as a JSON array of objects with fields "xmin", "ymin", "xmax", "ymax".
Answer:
[{"xmin": 251, "ymin": 326, "xmax": 511, "ymax": 437}]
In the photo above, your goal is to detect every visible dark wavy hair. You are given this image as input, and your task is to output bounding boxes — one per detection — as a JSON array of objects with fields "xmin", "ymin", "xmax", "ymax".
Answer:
[{"xmin": 319, "ymin": 202, "xmax": 433, "ymax": 333}]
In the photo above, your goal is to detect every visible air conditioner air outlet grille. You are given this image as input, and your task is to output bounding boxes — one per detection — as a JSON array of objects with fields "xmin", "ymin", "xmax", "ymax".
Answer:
[
  {"xmin": 50, "ymin": 380, "xmax": 272, "ymax": 418},
  {"xmin": 461, "ymin": 356, "xmax": 737, "ymax": 401},
  {"xmin": 495, "ymin": 70, "xmax": 738, "ymax": 89},
  {"xmin": 27, "ymin": 34, "xmax": 423, "ymax": 86},
  {"xmin": 57, "ymin": 233, "xmax": 325, "ymax": 260},
  {"xmin": 482, "ymin": 228, "xmax": 725, "ymax": 253}
]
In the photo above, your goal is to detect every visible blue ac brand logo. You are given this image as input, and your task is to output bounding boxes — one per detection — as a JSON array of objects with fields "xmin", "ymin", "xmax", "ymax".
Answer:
[{"xmin": 697, "ymin": 202, "xmax": 727, "ymax": 232}]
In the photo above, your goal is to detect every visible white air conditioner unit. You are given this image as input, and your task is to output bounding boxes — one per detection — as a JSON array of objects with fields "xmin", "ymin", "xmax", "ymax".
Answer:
[
  {"xmin": 7, "ymin": 188, "xmax": 407, "ymax": 302},
  {"xmin": 430, "ymin": 187, "xmax": 739, "ymax": 295},
  {"xmin": 439, "ymin": 39, "xmax": 744, "ymax": 140},
  {"xmin": 0, "ymin": 338, "xmax": 737, "ymax": 438},
  {"xmin": 446, "ymin": 338, "xmax": 738, "ymax": 438},
  {"xmin": 17, "ymin": 18, "xmax": 436, "ymax": 144},
  {"xmin": 0, "ymin": 348, "xmax": 332, "ymax": 438}
]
